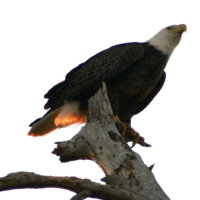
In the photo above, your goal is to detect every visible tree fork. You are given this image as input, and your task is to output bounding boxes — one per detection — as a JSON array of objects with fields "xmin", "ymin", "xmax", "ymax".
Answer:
[{"xmin": 0, "ymin": 83, "xmax": 170, "ymax": 200}]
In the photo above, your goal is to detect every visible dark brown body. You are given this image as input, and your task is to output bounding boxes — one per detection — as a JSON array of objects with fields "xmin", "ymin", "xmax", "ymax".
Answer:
[
  {"xmin": 28, "ymin": 24, "xmax": 186, "ymax": 137},
  {"xmin": 38, "ymin": 42, "xmax": 168, "ymax": 125},
  {"xmin": 29, "ymin": 42, "xmax": 168, "ymax": 136}
]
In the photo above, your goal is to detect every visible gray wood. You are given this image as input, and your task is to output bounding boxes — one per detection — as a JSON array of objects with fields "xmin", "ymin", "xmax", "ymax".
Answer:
[{"xmin": 0, "ymin": 83, "xmax": 170, "ymax": 200}]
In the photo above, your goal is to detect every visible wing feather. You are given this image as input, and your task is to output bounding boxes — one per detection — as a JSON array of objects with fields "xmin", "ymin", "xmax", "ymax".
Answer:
[{"xmin": 44, "ymin": 42, "xmax": 145, "ymax": 110}]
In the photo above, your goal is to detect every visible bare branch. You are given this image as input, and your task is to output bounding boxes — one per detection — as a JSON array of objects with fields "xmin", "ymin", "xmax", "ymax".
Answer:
[
  {"xmin": 53, "ymin": 138, "xmax": 94, "ymax": 162},
  {"xmin": 53, "ymin": 83, "xmax": 170, "ymax": 200},
  {"xmin": 0, "ymin": 172, "xmax": 145, "ymax": 200},
  {"xmin": 70, "ymin": 190, "xmax": 91, "ymax": 200},
  {"xmin": 0, "ymin": 83, "xmax": 170, "ymax": 200}
]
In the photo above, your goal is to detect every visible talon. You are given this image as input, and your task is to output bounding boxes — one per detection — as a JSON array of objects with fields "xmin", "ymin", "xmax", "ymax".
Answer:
[{"xmin": 114, "ymin": 115, "xmax": 151, "ymax": 147}]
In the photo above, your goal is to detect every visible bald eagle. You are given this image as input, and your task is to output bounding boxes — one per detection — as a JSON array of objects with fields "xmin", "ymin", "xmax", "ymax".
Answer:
[{"xmin": 28, "ymin": 24, "xmax": 186, "ymax": 143}]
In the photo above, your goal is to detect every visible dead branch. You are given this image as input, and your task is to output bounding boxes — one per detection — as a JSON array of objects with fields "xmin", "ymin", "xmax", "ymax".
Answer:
[
  {"xmin": 0, "ymin": 83, "xmax": 170, "ymax": 200},
  {"xmin": 0, "ymin": 172, "xmax": 143, "ymax": 200},
  {"xmin": 53, "ymin": 83, "xmax": 170, "ymax": 200}
]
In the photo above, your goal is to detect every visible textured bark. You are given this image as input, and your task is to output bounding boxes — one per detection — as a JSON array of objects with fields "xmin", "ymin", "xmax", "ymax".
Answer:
[
  {"xmin": 0, "ymin": 172, "xmax": 144, "ymax": 200},
  {"xmin": 0, "ymin": 83, "xmax": 170, "ymax": 200},
  {"xmin": 53, "ymin": 83, "xmax": 170, "ymax": 200}
]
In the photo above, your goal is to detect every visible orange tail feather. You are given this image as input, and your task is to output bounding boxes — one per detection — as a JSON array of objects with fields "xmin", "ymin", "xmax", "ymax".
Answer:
[
  {"xmin": 28, "ymin": 108, "xmax": 61, "ymax": 136},
  {"xmin": 28, "ymin": 102, "xmax": 87, "ymax": 137}
]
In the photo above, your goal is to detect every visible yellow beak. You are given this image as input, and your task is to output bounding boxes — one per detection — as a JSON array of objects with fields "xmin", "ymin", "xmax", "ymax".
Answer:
[{"xmin": 174, "ymin": 24, "xmax": 187, "ymax": 33}]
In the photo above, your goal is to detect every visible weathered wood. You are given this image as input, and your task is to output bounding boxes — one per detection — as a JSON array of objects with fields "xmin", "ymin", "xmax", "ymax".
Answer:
[
  {"xmin": 0, "ymin": 172, "xmax": 144, "ymax": 200},
  {"xmin": 0, "ymin": 83, "xmax": 170, "ymax": 200},
  {"xmin": 70, "ymin": 190, "xmax": 91, "ymax": 200},
  {"xmin": 54, "ymin": 83, "xmax": 170, "ymax": 200}
]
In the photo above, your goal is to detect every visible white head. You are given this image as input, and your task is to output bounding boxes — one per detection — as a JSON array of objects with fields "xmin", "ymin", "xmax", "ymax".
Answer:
[{"xmin": 148, "ymin": 24, "xmax": 187, "ymax": 56}]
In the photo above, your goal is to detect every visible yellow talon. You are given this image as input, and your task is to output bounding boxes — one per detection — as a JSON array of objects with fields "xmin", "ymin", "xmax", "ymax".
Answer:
[{"xmin": 114, "ymin": 115, "xmax": 151, "ymax": 147}]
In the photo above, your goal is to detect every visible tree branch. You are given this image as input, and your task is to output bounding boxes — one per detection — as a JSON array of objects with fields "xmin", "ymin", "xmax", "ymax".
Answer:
[
  {"xmin": 53, "ymin": 83, "xmax": 170, "ymax": 200},
  {"xmin": 70, "ymin": 190, "xmax": 91, "ymax": 200},
  {"xmin": 0, "ymin": 83, "xmax": 170, "ymax": 200},
  {"xmin": 0, "ymin": 172, "xmax": 144, "ymax": 200}
]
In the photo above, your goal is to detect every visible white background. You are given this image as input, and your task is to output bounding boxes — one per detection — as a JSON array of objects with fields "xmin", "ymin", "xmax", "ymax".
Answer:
[{"xmin": 0, "ymin": 0, "xmax": 199, "ymax": 199}]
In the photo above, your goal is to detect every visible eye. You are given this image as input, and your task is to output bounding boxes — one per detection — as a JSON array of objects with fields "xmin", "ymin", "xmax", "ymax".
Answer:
[
  {"xmin": 167, "ymin": 26, "xmax": 172, "ymax": 30},
  {"xmin": 166, "ymin": 25, "xmax": 175, "ymax": 30}
]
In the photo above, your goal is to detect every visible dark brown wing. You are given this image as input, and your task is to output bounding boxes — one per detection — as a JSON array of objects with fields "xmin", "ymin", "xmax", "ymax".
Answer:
[
  {"xmin": 133, "ymin": 72, "xmax": 166, "ymax": 114},
  {"xmin": 119, "ymin": 72, "xmax": 166, "ymax": 124},
  {"xmin": 44, "ymin": 42, "xmax": 145, "ymax": 111}
]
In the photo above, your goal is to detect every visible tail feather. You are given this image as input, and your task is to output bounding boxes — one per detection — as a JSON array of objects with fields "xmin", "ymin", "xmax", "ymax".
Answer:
[{"xmin": 28, "ymin": 102, "xmax": 87, "ymax": 137}]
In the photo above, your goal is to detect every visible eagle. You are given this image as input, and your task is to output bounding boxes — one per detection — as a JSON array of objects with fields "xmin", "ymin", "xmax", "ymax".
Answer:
[{"xmin": 28, "ymin": 24, "xmax": 186, "ymax": 145}]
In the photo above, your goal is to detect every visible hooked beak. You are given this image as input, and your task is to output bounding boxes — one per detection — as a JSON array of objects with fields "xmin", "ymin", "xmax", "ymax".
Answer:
[{"xmin": 174, "ymin": 24, "xmax": 187, "ymax": 33}]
